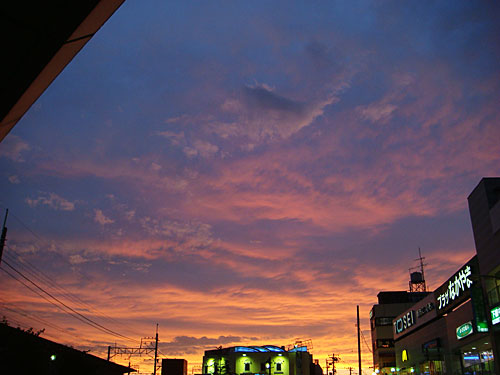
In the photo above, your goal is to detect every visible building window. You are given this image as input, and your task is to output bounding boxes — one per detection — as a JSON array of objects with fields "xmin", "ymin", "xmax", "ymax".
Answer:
[
  {"xmin": 375, "ymin": 317, "xmax": 394, "ymax": 326},
  {"xmin": 245, "ymin": 363, "xmax": 250, "ymax": 372},
  {"xmin": 276, "ymin": 363, "xmax": 282, "ymax": 371},
  {"xmin": 487, "ymin": 278, "xmax": 500, "ymax": 305},
  {"xmin": 376, "ymin": 339, "xmax": 394, "ymax": 348}
]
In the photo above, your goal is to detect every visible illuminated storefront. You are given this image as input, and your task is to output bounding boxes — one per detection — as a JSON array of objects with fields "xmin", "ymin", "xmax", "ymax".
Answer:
[
  {"xmin": 393, "ymin": 293, "xmax": 448, "ymax": 375},
  {"xmin": 370, "ymin": 178, "xmax": 500, "ymax": 375},
  {"xmin": 393, "ymin": 256, "xmax": 495, "ymax": 375},
  {"xmin": 202, "ymin": 345, "xmax": 319, "ymax": 375},
  {"xmin": 370, "ymin": 292, "xmax": 430, "ymax": 375}
]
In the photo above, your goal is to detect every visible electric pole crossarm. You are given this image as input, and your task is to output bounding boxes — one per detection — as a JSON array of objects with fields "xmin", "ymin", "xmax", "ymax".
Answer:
[
  {"xmin": 110, "ymin": 347, "xmax": 154, "ymax": 357},
  {"xmin": 107, "ymin": 325, "xmax": 160, "ymax": 374}
]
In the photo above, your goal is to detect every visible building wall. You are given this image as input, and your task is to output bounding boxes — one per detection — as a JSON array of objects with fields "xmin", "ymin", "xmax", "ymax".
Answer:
[
  {"xmin": 395, "ymin": 316, "xmax": 449, "ymax": 374},
  {"xmin": 392, "ymin": 256, "xmax": 495, "ymax": 375},
  {"xmin": 162, "ymin": 359, "xmax": 188, "ymax": 375},
  {"xmin": 467, "ymin": 177, "xmax": 500, "ymax": 375},
  {"xmin": 202, "ymin": 347, "xmax": 312, "ymax": 375},
  {"xmin": 370, "ymin": 292, "xmax": 430, "ymax": 374},
  {"xmin": 468, "ymin": 178, "xmax": 500, "ymax": 275}
]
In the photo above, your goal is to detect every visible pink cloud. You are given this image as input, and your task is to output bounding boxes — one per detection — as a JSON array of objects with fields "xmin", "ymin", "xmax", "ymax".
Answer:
[
  {"xmin": 25, "ymin": 192, "xmax": 76, "ymax": 211},
  {"xmin": 0, "ymin": 135, "xmax": 30, "ymax": 162},
  {"xmin": 94, "ymin": 209, "xmax": 114, "ymax": 225}
]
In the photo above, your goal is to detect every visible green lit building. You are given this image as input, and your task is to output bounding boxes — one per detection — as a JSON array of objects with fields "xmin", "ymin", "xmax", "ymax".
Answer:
[{"xmin": 202, "ymin": 345, "xmax": 321, "ymax": 375}]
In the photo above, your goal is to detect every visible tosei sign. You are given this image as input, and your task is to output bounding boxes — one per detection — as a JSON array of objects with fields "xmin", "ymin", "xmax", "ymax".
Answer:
[{"xmin": 394, "ymin": 310, "xmax": 415, "ymax": 334}]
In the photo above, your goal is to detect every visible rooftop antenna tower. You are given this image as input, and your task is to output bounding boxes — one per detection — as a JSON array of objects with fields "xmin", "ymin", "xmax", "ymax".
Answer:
[{"xmin": 409, "ymin": 247, "xmax": 427, "ymax": 292}]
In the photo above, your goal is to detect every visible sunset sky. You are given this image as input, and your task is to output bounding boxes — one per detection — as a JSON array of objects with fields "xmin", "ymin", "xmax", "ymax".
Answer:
[{"xmin": 1, "ymin": 1, "xmax": 500, "ymax": 374}]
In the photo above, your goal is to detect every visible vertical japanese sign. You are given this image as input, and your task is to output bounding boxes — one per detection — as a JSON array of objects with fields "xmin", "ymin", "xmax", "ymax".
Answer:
[{"xmin": 434, "ymin": 257, "xmax": 478, "ymax": 315}]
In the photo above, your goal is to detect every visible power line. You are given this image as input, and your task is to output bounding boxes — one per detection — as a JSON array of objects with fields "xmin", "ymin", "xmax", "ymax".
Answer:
[
  {"xmin": 0, "ymin": 260, "xmax": 138, "ymax": 343},
  {"xmin": 0, "ymin": 265, "xmax": 113, "ymax": 337},
  {"xmin": 0, "ymin": 298, "xmax": 78, "ymax": 338},
  {"xmin": 359, "ymin": 330, "xmax": 372, "ymax": 354},
  {"xmin": 3, "ymin": 247, "xmax": 145, "ymax": 338},
  {"xmin": 0, "ymin": 266, "xmax": 93, "ymax": 327},
  {"xmin": 0, "ymin": 204, "xmax": 45, "ymax": 244},
  {"xmin": 1, "ymin": 314, "xmax": 31, "ymax": 330},
  {"xmin": 0, "ymin": 206, "xmax": 145, "ymax": 339}
]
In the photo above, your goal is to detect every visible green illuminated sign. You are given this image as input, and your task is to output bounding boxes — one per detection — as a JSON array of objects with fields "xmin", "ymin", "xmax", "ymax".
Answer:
[
  {"xmin": 477, "ymin": 321, "xmax": 489, "ymax": 332},
  {"xmin": 456, "ymin": 322, "xmax": 473, "ymax": 339},
  {"xmin": 492, "ymin": 306, "xmax": 500, "ymax": 325}
]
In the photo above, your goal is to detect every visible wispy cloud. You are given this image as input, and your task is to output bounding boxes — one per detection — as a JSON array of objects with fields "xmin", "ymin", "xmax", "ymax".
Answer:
[
  {"xmin": 183, "ymin": 139, "xmax": 219, "ymax": 159},
  {"xmin": 94, "ymin": 209, "xmax": 114, "ymax": 225},
  {"xmin": 25, "ymin": 192, "xmax": 76, "ymax": 211},
  {"xmin": 215, "ymin": 84, "xmax": 337, "ymax": 140},
  {"xmin": 0, "ymin": 135, "xmax": 30, "ymax": 162}
]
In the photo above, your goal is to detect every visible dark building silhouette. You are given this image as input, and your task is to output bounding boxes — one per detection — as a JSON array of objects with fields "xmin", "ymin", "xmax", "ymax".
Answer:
[
  {"xmin": 0, "ymin": 322, "xmax": 134, "ymax": 375},
  {"xmin": 468, "ymin": 177, "xmax": 500, "ymax": 375},
  {"xmin": 0, "ymin": 0, "xmax": 125, "ymax": 142},
  {"xmin": 162, "ymin": 358, "xmax": 188, "ymax": 375}
]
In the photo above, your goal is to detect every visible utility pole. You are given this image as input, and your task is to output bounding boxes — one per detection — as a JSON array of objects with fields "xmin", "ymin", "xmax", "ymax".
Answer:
[
  {"xmin": 154, "ymin": 323, "xmax": 159, "ymax": 375},
  {"xmin": 108, "ymin": 327, "xmax": 160, "ymax": 373},
  {"xmin": 357, "ymin": 305, "xmax": 361, "ymax": 375},
  {"xmin": 325, "ymin": 353, "xmax": 340, "ymax": 375},
  {"xmin": 0, "ymin": 209, "xmax": 8, "ymax": 265},
  {"xmin": 331, "ymin": 353, "xmax": 340, "ymax": 375}
]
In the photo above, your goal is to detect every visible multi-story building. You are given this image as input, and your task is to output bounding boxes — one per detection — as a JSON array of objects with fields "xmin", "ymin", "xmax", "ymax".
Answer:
[
  {"xmin": 202, "ymin": 345, "xmax": 321, "ymax": 375},
  {"xmin": 468, "ymin": 177, "xmax": 500, "ymax": 375},
  {"xmin": 370, "ymin": 291, "xmax": 430, "ymax": 375},
  {"xmin": 381, "ymin": 178, "xmax": 500, "ymax": 375},
  {"xmin": 392, "ymin": 256, "xmax": 492, "ymax": 375}
]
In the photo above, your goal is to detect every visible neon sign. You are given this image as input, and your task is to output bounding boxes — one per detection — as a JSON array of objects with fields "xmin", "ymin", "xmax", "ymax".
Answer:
[
  {"xmin": 436, "ymin": 265, "xmax": 473, "ymax": 310},
  {"xmin": 492, "ymin": 306, "xmax": 500, "ymax": 325},
  {"xmin": 394, "ymin": 310, "xmax": 415, "ymax": 334}
]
